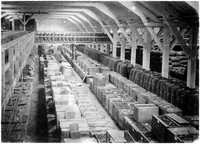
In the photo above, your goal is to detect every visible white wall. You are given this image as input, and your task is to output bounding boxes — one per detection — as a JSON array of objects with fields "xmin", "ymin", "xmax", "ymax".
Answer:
[{"xmin": 36, "ymin": 18, "xmax": 80, "ymax": 32}]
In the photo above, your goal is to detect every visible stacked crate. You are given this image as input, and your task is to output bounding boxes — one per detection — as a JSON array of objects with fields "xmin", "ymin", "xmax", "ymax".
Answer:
[
  {"xmin": 75, "ymin": 45, "xmax": 199, "ymax": 116},
  {"xmin": 152, "ymin": 114, "xmax": 198, "ymax": 142},
  {"xmin": 64, "ymin": 45, "xmax": 199, "ymax": 143},
  {"xmin": 109, "ymin": 71, "xmax": 182, "ymax": 116},
  {"xmin": 44, "ymin": 54, "xmax": 91, "ymax": 141}
]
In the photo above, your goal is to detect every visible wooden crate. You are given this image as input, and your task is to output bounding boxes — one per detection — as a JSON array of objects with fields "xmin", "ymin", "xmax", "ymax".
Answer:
[
  {"xmin": 113, "ymin": 75, "xmax": 119, "ymax": 87},
  {"xmin": 116, "ymin": 77, "xmax": 125, "ymax": 89},
  {"xmin": 131, "ymin": 103, "xmax": 159, "ymax": 123},
  {"xmin": 102, "ymin": 72, "xmax": 109, "ymax": 84},
  {"xmin": 122, "ymin": 116, "xmax": 150, "ymax": 142},
  {"xmin": 101, "ymin": 90, "xmax": 116, "ymax": 108},
  {"xmin": 151, "ymin": 115, "xmax": 179, "ymax": 142},
  {"xmin": 93, "ymin": 85, "xmax": 98, "ymax": 95},
  {"xmin": 100, "ymin": 66, "xmax": 110, "ymax": 73},
  {"xmin": 166, "ymin": 126, "xmax": 198, "ymax": 142},
  {"xmin": 117, "ymin": 109, "xmax": 134, "ymax": 128},
  {"xmin": 122, "ymin": 81, "xmax": 136, "ymax": 95},
  {"xmin": 106, "ymin": 130, "xmax": 136, "ymax": 143},
  {"xmin": 96, "ymin": 86, "xmax": 106, "ymax": 102},
  {"xmin": 113, "ymin": 102, "xmax": 130, "ymax": 122},
  {"xmin": 150, "ymin": 97, "xmax": 183, "ymax": 116},
  {"xmin": 105, "ymin": 94, "xmax": 118, "ymax": 111},
  {"xmin": 119, "ymin": 94, "xmax": 134, "ymax": 103},
  {"xmin": 87, "ymin": 67, "xmax": 100, "ymax": 75},
  {"xmin": 106, "ymin": 130, "xmax": 127, "ymax": 143},
  {"xmin": 137, "ymin": 92, "xmax": 151, "ymax": 104},
  {"xmin": 93, "ymin": 75, "xmax": 106, "ymax": 87},
  {"xmin": 128, "ymin": 85, "xmax": 141, "ymax": 100},
  {"xmin": 108, "ymin": 98, "xmax": 122, "ymax": 117}
]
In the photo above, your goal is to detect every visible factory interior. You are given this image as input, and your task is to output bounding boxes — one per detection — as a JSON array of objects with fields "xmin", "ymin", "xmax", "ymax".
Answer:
[{"xmin": 1, "ymin": 0, "xmax": 199, "ymax": 143}]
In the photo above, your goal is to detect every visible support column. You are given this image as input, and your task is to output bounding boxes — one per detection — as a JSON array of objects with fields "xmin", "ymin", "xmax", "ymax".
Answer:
[
  {"xmin": 100, "ymin": 44, "xmax": 104, "ymax": 53},
  {"xmin": 131, "ymin": 33, "xmax": 137, "ymax": 66},
  {"xmin": 120, "ymin": 35, "xmax": 126, "ymax": 62},
  {"xmin": 1, "ymin": 51, "xmax": 5, "ymax": 105},
  {"xmin": 187, "ymin": 26, "xmax": 198, "ymax": 88},
  {"xmin": 23, "ymin": 14, "xmax": 26, "ymax": 31},
  {"xmin": 162, "ymin": 27, "xmax": 170, "ymax": 78},
  {"xmin": 112, "ymin": 32, "xmax": 118, "ymax": 58},
  {"xmin": 142, "ymin": 29, "xmax": 151, "ymax": 70},
  {"xmin": 9, "ymin": 47, "xmax": 14, "ymax": 82},
  {"xmin": 107, "ymin": 44, "xmax": 110, "ymax": 55},
  {"xmin": 92, "ymin": 42, "xmax": 95, "ymax": 49},
  {"xmin": 12, "ymin": 19, "xmax": 15, "ymax": 31}
]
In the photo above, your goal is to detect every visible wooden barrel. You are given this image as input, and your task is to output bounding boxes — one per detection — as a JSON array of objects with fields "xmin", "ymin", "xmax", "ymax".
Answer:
[
  {"xmin": 170, "ymin": 85, "xmax": 180, "ymax": 105},
  {"xmin": 144, "ymin": 73, "xmax": 150, "ymax": 90},
  {"xmin": 133, "ymin": 70, "xmax": 139, "ymax": 84},
  {"xmin": 156, "ymin": 80, "xmax": 162, "ymax": 97},
  {"xmin": 131, "ymin": 68, "xmax": 137, "ymax": 82},
  {"xmin": 119, "ymin": 63, "xmax": 128, "ymax": 78},
  {"xmin": 147, "ymin": 74, "xmax": 153, "ymax": 92},
  {"xmin": 139, "ymin": 72, "xmax": 144, "ymax": 88}
]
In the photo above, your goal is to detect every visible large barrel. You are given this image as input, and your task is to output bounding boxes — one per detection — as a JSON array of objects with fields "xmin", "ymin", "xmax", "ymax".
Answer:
[
  {"xmin": 139, "ymin": 72, "xmax": 145, "ymax": 88},
  {"xmin": 126, "ymin": 63, "xmax": 133, "ymax": 79}
]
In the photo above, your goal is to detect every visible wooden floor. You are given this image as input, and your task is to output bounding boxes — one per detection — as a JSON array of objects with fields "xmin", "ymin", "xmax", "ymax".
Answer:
[{"xmin": 26, "ymin": 60, "xmax": 48, "ymax": 142}]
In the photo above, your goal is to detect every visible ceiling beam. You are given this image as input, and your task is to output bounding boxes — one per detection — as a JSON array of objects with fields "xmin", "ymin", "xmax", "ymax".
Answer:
[
  {"xmin": 151, "ymin": 27, "xmax": 164, "ymax": 46},
  {"xmin": 69, "ymin": 16, "xmax": 89, "ymax": 32},
  {"xmin": 132, "ymin": 2, "xmax": 158, "ymax": 22},
  {"xmin": 186, "ymin": 1, "xmax": 199, "ymax": 14},
  {"xmin": 163, "ymin": 15, "xmax": 191, "ymax": 57},
  {"xmin": 170, "ymin": 28, "xmax": 188, "ymax": 51},
  {"xmin": 1, "ymin": 13, "xmax": 9, "ymax": 18},
  {"xmin": 120, "ymin": 1, "xmax": 164, "ymax": 52},
  {"xmin": 67, "ymin": 18, "xmax": 83, "ymax": 32}
]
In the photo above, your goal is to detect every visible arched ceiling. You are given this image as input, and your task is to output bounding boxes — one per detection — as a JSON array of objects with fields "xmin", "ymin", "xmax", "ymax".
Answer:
[{"xmin": 1, "ymin": 1, "xmax": 199, "ymax": 32}]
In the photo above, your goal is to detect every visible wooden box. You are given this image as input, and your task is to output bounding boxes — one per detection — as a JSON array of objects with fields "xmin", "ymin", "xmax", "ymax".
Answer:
[
  {"xmin": 96, "ymin": 86, "xmax": 105, "ymax": 102},
  {"xmin": 102, "ymin": 72, "xmax": 109, "ymax": 84},
  {"xmin": 87, "ymin": 67, "xmax": 100, "ymax": 75},
  {"xmin": 109, "ymin": 72, "xmax": 118, "ymax": 84},
  {"xmin": 119, "ymin": 94, "xmax": 134, "ymax": 102},
  {"xmin": 137, "ymin": 92, "xmax": 151, "ymax": 104},
  {"xmin": 132, "ymin": 104, "xmax": 158, "ymax": 123},
  {"xmin": 93, "ymin": 85, "xmax": 98, "ymax": 95},
  {"xmin": 105, "ymin": 94, "xmax": 117, "ymax": 111},
  {"xmin": 151, "ymin": 114, "xmax": 180, "ymax": 142},
  {"xmin": 122, "ymin": 80, "xmax": 135, "ymax": 94},
  {"xmin": 100, "ymin": 66, "xmax": 110, "ymax": 73},
  {"xmin": 112, "ymin": 102, "xmax": 131, "ymax": 125},
  {"xmin": 117, "ymin": 109, "xmax": 134, "ymax": 128},
  {"xmin": 166, "ymin": 126, "xmax": 198, "ymax": 142},
  {"xmin": 106, "ymin": 130, "xmax": 127, "ymax": 143},
  {"xmin": 108, "ymin": 98, "xmax": 122, "ymax": 117},
  {"xmin": 113, "ymin": 75, "xmax": 119, "ymax": 87},
  {"xmin": 116, "ymin": 77, "xmax": 125, "ymax": 89},
  {"xmin": 128, "ymin": 85, "xmax": 139, "ymax": 100},
  {"xmin": 101, "ymin": 91, "xmax": 112, "ymax": 107},
  {"xmin": 93, "ymin": 75, "xmax": 106, "ymax": 87},
  {"xmin": 122, "ymin": 116, "xmax": 150, "ymax": 143}
]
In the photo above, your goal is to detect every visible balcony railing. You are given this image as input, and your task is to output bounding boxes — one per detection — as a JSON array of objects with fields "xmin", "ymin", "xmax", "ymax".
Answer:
[
  {"xmin": 35, "ymin": 31, "xmax": 111, "ymax": 43},
  {"xmin": 1, "ymin": 30, "xmax": 32, "ymax": 44}
]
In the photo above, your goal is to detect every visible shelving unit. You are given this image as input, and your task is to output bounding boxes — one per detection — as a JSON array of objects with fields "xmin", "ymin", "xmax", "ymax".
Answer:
[{"xmin": 1, "ymin": 32, "xmax": 35, "ymax": 110}]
